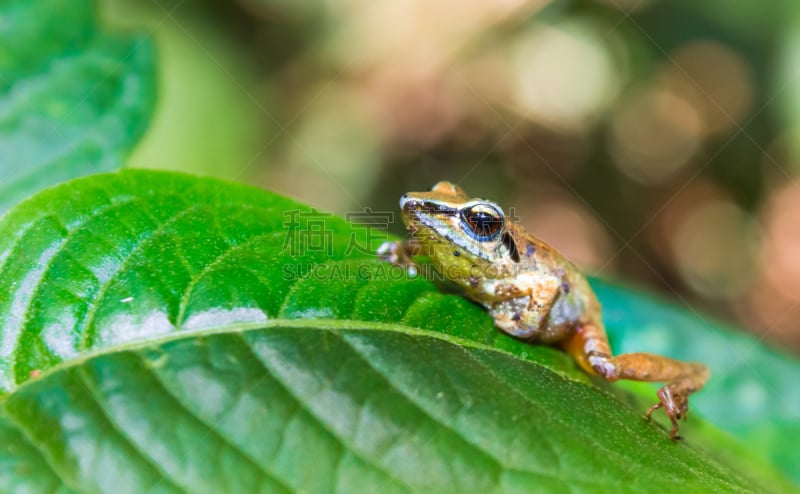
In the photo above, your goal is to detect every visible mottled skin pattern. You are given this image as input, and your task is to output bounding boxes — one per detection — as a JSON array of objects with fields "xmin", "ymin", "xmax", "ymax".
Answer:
[{"xmin": 380, "ymin": 181, "xmax": 709, "ymax": 439}]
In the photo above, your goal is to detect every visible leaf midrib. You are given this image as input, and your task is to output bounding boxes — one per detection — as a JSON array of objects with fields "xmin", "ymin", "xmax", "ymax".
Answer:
[{"xmin": 3, "ymin": 318, "xmax": 585, "ymax": 400}]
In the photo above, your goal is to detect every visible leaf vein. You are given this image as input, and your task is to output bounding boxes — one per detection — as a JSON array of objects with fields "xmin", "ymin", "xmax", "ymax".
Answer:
[
  {"xmin": 335, "ymin": 332, "xmax": 505, "ymax": 486},
  {"xmin": 175, "ymin": 231, "xmax": 287, "ymax": 327},
  {"xmin": 137, "ymin": 348, "xmax": 295, "ymax": 494},
  {"xmin": 3, "ymin": 199, "xmax": 136, "ymax": 384},
  {"xmin": 77, "ymin": 203, "xmax": 209, "ymax": 349},
  {"xmin": 236, "ymin": 332, "xmax": 416, "ymax": 494},
  {"xmin": 0, "ymin": 409, "xmax": 81, "ymax": 493},
  {"xmin": 76, "ymin": 366, "xmax": 189, "ymax": 494}
]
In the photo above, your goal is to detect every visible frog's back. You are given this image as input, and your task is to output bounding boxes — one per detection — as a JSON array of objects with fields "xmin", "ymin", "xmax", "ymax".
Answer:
[{"xmin": 516, "ymin": 228, "xmax": 602, "ymax": 335}]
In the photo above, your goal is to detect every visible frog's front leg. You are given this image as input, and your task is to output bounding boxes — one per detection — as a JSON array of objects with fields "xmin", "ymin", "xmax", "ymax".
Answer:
[
  {"xmin": 377, "ymin": 240, "xmax": 419, "ymax": 276},
  {"xmin": 488, "ymin": 279, "xmax": 561, "ymax": 340},
  {"xmin": 562, "ymin": 323, "xmax": 710, "ymax": 439}
]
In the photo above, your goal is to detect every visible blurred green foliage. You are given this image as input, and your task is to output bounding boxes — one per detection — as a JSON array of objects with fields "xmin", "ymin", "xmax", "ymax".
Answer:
[{"xmin": 0, "ymin": 0, "xmax": 155, "ymax": 213}]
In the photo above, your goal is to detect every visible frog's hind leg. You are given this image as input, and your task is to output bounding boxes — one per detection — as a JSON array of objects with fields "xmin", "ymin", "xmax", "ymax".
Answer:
[{"xmin": 562, "ymin": 323, "xmax": 709, "ymax": 440}]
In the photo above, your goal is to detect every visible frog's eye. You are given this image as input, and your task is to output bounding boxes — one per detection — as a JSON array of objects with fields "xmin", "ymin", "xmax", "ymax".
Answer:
[{"xmin": 461, "ymin": 204, "xmax": 504, "ymax": 241}]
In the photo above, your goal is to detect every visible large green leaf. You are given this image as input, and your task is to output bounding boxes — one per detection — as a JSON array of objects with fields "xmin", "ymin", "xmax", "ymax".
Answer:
[
  {"xmin": 0, "ymin": 0, "xmax": 156, "ymax": 214},
  {"xmin": 0, "ymin": 170, "xmax": 796, "ymax": 492},
  {"xmin": 0, "ymin": 324, "xmax": 781, "ymax": 494}
]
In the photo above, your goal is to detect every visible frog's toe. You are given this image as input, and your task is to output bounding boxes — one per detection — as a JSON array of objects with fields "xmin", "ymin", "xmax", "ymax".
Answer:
[
  {"xmin": 645, "ymin": 384, "xmax": 690, "ymax": 440},
  {"xmin": 376, "ymin": 241, "xmax": 400, "ymax": 262}
]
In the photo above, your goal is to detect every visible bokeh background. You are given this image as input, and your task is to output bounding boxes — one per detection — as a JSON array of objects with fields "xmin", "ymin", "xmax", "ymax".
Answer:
[{"xmin": 104, "ymin": 0, "xmax": 800, "ymax": 353}]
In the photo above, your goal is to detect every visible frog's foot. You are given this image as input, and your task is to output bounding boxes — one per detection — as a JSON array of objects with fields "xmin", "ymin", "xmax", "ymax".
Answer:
[
  {"xmin": 561, "ymin": 325, "xmax": 709, "ymax": 440},
  {"xmin": 377, "ymin": 240, "xmax": 419, "ymax": 276},
  {"xmin": 645, "ymin": 383, "xmax": 690, "ymax": 440}
]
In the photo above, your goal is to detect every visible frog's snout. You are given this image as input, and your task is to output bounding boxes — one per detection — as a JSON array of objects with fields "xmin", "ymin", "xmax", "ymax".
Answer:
[{"xmin": 400, "ymin": 195, "xmax": 419, "ymax": 214}]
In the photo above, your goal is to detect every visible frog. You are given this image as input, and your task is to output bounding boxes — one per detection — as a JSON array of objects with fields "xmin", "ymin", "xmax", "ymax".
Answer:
[{"xmin": 378, "ymin": 181, "xmax": 709, "ymax": 439}]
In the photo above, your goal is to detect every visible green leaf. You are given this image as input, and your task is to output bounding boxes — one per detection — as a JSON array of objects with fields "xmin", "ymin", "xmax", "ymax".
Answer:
[
  {"xmin": 0, "ymin": 170, "xmax": 796, "ymax": 492},
  {"xmin": 0, "ymin": 324, "xmax": 784, "ymax": 494},
  {"xmin": 0, "ymin": 0, "xmax": 156, "ymax": 214}
]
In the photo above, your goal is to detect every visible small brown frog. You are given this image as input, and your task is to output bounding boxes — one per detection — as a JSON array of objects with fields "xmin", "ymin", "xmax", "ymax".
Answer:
[{"xmin": 379, "ymin": 181, "xmax": 709, "ymax": 439}]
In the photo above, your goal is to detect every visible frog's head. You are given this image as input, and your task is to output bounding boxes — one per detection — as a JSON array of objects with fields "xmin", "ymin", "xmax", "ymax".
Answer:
[{"xmin": 400, "ymin": 181, "xmax": 520, "ymax": 282}]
